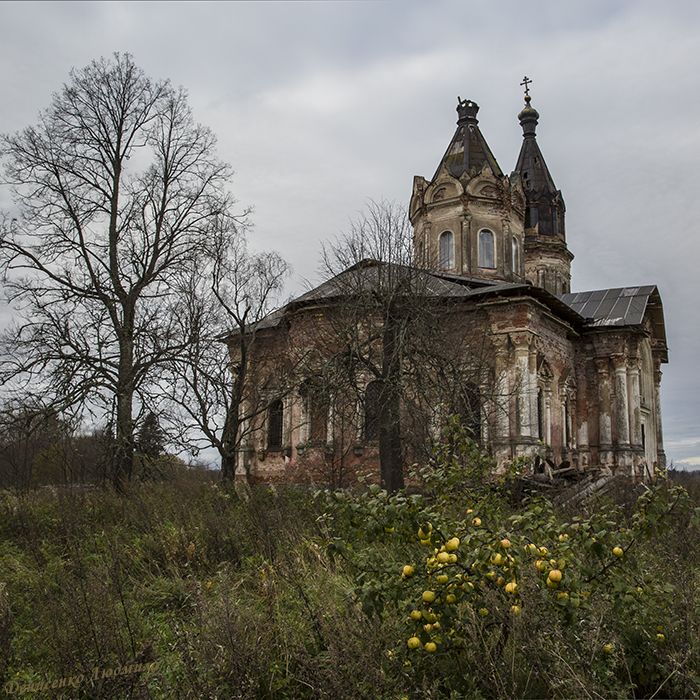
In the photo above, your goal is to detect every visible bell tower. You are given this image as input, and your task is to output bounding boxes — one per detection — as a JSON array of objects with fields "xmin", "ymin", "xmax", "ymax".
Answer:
[
  {"xmin": 409, "ymin": 98, "xmax": 526, "ymax": 284},
  {"xmin": 513, "ymin": 78, "xmax": 573, "ymax": 294}
]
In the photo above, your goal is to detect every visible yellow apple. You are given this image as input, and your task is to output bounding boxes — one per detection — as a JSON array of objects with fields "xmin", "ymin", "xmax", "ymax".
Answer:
[
  {"xmin": 445, "ymin": 537, "xmax": 460, "ymax": 551},
  {"xmin": 548, "ymin": 569, "xmax": 563, "ymax": 583}
]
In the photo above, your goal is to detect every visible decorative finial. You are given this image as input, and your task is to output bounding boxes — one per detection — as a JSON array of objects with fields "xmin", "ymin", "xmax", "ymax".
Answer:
[
  {"xmin": 456, "ymin": 97, "xmax": 479, "ymax": 124},
  {"xmin": 517, "ymin": 77, "xmax": 539, "ymax": 136}
]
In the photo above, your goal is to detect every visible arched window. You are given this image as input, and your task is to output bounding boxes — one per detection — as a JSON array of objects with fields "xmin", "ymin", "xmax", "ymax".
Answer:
[
  {"xmin": 364, "ymin": 380, "xmax": 382, "ymax": 441},
  {"xmin": 478, "ymin": 229, "xmax": 495, "ymax": 269},
  {"xmin": 267, "ymin": 399, "xmax": 283, "ymax": 450},
  {"xmin": 537, "ymin": 387, "xmax": 544, "ymax": 440},
  {"xmin": 438, "ymin": 231, "xmax": 454, "ymax": 270},
  {"xmin": 511, "ymin": 236, "xmax": 520, "ymax": 275}
]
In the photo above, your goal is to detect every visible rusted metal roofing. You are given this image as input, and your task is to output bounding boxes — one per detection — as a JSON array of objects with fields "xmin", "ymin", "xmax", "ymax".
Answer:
[
  {"xmin": 291, "ymin": 259, "xmax": 472, "ymax": 305},
  {"xmin": 559, "ymin": 286, "xmax": 657, "ymax": 327},
  {"xmin": 231, "ymin": 263, "xmax": 667, "ymax": 361}
]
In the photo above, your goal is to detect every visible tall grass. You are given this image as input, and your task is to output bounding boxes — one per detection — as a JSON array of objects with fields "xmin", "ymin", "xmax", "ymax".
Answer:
[{"xmin": 0, "ymin": 469, "xmax": 698, "ymax": 698}]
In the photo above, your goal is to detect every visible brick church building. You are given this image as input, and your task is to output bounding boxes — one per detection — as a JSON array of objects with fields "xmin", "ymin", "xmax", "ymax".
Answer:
[{"xmin": 231, "ymin": 88, "xmax": 668, "ymax": 486}]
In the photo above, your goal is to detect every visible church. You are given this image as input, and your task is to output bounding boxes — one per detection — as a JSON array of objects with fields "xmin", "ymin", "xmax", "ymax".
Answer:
[{"xmin": 231, "ymin": 84, "xmax": 668, "ymax": 486}]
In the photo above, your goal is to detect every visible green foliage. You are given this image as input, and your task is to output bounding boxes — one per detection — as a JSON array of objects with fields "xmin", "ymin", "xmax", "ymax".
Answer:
[
  {"xmin": 320, "ymin": 428, "xmax": 700, "ymax": 699},
  {"xmin": 0, "ymin": 438, "xmax": 698, "ymax": 699}
]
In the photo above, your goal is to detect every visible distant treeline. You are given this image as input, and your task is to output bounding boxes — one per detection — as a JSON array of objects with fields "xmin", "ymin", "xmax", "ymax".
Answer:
[{"xmin": 0, "ymin": 404, "xmax": 193, "ymax": 490}]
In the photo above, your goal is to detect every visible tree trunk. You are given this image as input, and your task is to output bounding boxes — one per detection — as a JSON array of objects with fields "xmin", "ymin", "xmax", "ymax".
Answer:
[
  {"xmin": 379, "ymin": 389, "xmax": 404, "ymax": 492},
  {"xmin": 114, "ymin": 389, "xmax": 134, "ymax": 492},
  {"xmin": 113, "ymin": 326, "xmax": 135, "ymax": 493},
  {"xmin": 220, "ymin": 451, "xmax": 236, "ymax": 482},
  {"xmin": 379, "ymin": 308, "xmax": 405, "ymax": 492}
]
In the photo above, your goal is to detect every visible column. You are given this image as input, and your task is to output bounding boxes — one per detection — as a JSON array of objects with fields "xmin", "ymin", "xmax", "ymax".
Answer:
[
  {"xmin": 654, "ymin": 362, "xmax": 666, "ymax": 468},
  {"xmin": 594, "ymin": 358, "xmax": 613, "ymax": 466},
  {"xmin": 544, "ymin": 386, "xmax": 552, "ymax": 447},
  {"xmin": 491, "ymin": 337, "xmax": 512, "ymax": 463},
  {"xmin": 528, "ymin": 349, "xmax": 539, "ymax": 439},
  {"xmin": 462, "ymin": 215, "xmax": 472, "ymax": 275},
  {"xmin": 514, "ymin": 343, "xmax": 532, "ymax": 438},
  {"xmin": 575, "ymin": 362, "xmax": 589, "ymax": 467},
  {"xmin": 627, "ymin": 358, "xmax": 642, "ymax": 447},
  {"xmin": 612, "ymin": 355, "xmax": 630, "ymax": 448}
]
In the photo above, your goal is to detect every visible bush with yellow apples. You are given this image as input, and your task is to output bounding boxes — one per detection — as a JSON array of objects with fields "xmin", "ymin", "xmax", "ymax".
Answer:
[{"xmin": 321, "ymin": 417, "xmax": 698, "ymax": 698}]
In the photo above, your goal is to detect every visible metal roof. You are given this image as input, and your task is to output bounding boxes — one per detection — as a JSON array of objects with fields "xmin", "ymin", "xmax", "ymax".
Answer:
[
  {"xmin": 231, "ymin": 266, "xmax": 667, "ymax": 362},
  {"xmin": 291, "ymin": 260, "xmax": 472, "ymax": 305},
  {"xmin": 559, "ymin": 286, "xmax": 658, "ymax": 327},
  {"xmin": 243, "ymin": 260, "xmax": 473, "ymax": 333}
]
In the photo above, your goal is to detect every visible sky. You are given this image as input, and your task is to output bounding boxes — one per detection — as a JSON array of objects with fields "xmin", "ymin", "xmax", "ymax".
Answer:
[{"xmin": 0, "ymin": 0, "xmax": 699, "ymax": 469}]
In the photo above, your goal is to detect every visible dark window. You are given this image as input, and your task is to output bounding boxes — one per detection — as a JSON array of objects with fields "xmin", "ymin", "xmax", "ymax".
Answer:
[
  {"xmin": 459, "ymin": 383, "xmax": 481, "ymax": 442},
  {"xmin": 267, "ymin": 399, "xmax": 283, "ymax": 450},
  {"xmin": 364, "ymin": 381, "xmax": 382, "ymax": 441},
  {"xmin": 537, "ymin": 387, "xmax": 545, "ymax": 441}
]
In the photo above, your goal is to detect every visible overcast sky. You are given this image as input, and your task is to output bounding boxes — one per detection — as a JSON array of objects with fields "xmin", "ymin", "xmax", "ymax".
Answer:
[{"xmin": 1, "ymin": 0, "xmax": 699, "ymax": 469}]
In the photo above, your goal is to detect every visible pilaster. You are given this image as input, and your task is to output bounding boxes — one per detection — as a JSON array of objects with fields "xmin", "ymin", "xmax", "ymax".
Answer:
[
  {"xmin": 653, "ymin": 361, "xmax": 666, "ymax": 469},
  {"xmin": 595, "ymin": 357, "xmax": 613, "ymax": 466}
]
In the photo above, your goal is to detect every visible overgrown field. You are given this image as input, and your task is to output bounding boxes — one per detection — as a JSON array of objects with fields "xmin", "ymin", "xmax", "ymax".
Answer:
[{"xmin": 0, "ymin": 446, "xmax": 698, "ymax": 698}]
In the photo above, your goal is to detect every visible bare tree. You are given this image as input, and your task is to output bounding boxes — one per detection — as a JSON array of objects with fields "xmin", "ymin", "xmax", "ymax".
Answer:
[
  {"xmin": 163, "ymin": 231, "xmax": 289, "ymax": 481},
  {"xmin": 0, "ymin": 53, "xmax": 246, "ymax": 490},
  {"xmin": 313, "ymin": 200, "xmax": 504, "ymax": 491}
]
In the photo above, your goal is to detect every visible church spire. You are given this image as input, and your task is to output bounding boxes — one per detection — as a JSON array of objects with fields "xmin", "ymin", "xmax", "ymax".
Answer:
[
  {"xmin": 433, "ymin": 98, "xmax": 503, "ymax": 180},
  {"xmin": 514, "ymin": 82, "xmax": 562, "ymax": 231},
  {"xmin": 513, "ymin": 78, "xmax": 573, "ymax": 294}
]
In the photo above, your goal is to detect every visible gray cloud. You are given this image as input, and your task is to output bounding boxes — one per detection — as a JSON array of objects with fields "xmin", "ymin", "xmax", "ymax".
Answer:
[{"xmin": 1, "ymin": 0, "xmax": 699, "ymax": 467}]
